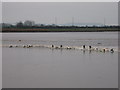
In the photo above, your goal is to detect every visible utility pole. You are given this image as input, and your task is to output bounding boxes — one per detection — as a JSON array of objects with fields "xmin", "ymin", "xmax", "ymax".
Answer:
[
  {"xmin": 55, "ymin": 17, "xmax": 57, "ymax": 26},
  {"xmin": 104, "ymin": 18, "xmax": 106, "ymax": 26},
  {"xmin": 72, "ymin": 17, "xmax": 74, "ymax": 26}
]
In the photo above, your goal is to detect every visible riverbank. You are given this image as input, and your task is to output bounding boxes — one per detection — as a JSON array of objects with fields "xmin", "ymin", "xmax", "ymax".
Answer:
[{"xmin": 2, "ymin": 27, "xmax": 119, "ymax": 32}]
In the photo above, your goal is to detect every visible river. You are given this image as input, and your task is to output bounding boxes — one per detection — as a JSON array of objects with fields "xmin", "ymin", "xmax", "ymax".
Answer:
[{"xmin": 2, "ymin": 32, "xmax": 118, "ymax": 88}]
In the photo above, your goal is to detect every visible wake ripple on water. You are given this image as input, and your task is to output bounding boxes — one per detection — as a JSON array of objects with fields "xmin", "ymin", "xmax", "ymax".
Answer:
[{"xmin": 1, "ymin": 39, "xmax": 119, "ymax": 53}]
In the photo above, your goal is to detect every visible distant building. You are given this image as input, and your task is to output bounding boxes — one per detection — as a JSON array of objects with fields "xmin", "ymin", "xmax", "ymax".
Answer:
[
  {"xmin": 2, "ymin": 23, "xmax": 12, "ymax": 27},
  {"xmin": 24, "ymin": 20, "xmax": 35, "ymax": 26}
]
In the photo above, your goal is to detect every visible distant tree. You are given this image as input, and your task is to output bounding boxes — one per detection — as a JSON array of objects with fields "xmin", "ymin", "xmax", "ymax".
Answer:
[
  {"xmin": 16, "ymin": 22, "xmax": 23, "ymax": 27},
  {"xmin": 40, "ymin": 24, "xmax": 45, "ymax": 27},
  {"xmin": 51, "ymin": 24, "xmax": 56, "ymax": 27}
]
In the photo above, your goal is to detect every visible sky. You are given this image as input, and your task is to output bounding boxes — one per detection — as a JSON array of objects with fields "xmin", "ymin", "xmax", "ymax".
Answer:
[
  {"xmin": 1, "ymin": 0, "xmax": 120, "ymax": 2},
  {"xmin": 2, "ymin": 2, "xmax": 118, "ymax": 25}
]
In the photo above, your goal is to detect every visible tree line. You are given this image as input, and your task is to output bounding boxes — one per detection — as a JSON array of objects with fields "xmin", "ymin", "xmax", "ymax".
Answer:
[{"xmin": 1, "ymin": 20, "xmax": 119, "ymax": 29}]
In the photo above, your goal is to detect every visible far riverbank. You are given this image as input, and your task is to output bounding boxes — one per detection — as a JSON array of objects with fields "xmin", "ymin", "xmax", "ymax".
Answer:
[{"xmin": 2, "ymin": 27, "xmax": 119, "ymax": 32}]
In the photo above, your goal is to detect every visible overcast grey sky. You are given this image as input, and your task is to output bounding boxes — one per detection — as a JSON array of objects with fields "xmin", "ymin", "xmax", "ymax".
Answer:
[{"xmin": 2, "ymin": 2, "xmax": 118, "ymax": 25}]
